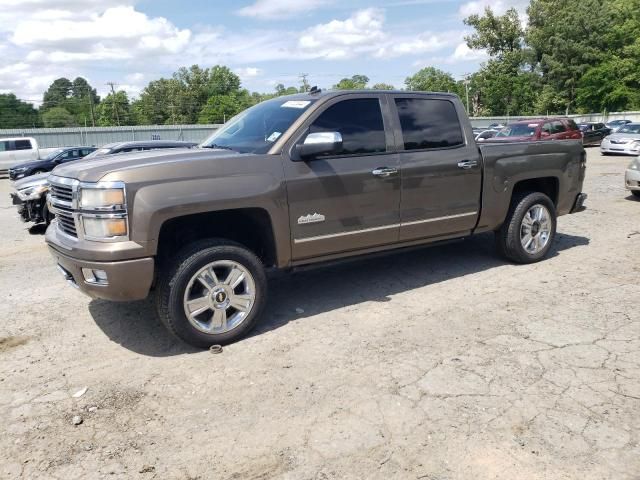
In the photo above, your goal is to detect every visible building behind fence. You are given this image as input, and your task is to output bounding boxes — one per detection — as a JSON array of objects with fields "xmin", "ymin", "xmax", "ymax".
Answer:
[
  {"xmin": 0, "ymin": 124, "xmax": 221, "ymax": 149},
  {"xmin": 1, "ymin": 111, "xmax": 640, "ymax": 149}
]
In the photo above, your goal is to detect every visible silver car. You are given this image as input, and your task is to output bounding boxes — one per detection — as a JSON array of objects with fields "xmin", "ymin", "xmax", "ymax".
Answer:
[
  {"xmin": 625, "ymin": 156, "xmax": 640, "ymax": 199},
  {"xmin": 600, "ymin": 123, "xmax": 640, "ymax": 156}
]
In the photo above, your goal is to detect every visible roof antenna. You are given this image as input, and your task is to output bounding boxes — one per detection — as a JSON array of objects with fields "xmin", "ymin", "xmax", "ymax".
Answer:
[{"xmin": 309, "ymin": 86, "xmax": 321, "ymax": 94}]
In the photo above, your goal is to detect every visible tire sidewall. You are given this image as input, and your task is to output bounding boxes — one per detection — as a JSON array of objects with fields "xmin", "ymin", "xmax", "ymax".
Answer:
[
  {"xmin": 164, "ymin": 244, "xmax": 267, "ymax": 347},
  {"xmin": 510, "ymin": 193, "xmax": 557, "ymax": 262}
]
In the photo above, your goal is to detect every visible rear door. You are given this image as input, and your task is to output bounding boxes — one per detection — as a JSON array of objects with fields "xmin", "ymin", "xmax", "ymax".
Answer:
[
  {"xmin": 389, "ymin": 95, "xmax": 482, "ymax": 241},
  {"xmin": 13, "ymin": 139, "xmax": 35, "ymax": 162},
  {"xmin": 283, "ymin": 94, "xmax": 401, "ymax": 260},
  {"xmin": 550, "ymin": 120, "xmax": 568, "ymax": 140}
]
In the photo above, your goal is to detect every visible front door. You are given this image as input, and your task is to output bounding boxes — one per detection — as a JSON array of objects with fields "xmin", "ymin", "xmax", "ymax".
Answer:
[
  {"xmin": 389, "ymin": 95, "xmax": 482, "ymax": 241},
  {"xmin": 283, "ymin": 95, "xmax": 401, "ymax": 261}
]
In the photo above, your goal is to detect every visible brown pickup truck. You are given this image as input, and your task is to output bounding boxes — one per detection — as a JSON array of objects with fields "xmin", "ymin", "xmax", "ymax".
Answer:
[{"xmin": 46, "ymin": 90, "xmax": 587, "ymax": 348}]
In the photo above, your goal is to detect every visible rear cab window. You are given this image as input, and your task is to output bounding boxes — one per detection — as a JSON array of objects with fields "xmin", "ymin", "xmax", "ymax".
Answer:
[
  {"xmin": 14, "ymin": 139, "xmax": 33, "ymax": 150},
  {"xmin": 394, "ymin": 98, "xmax": 464, "ymax": 150}
]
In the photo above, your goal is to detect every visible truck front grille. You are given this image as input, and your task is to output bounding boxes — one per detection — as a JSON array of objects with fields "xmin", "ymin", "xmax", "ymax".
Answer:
[
  {"xmin": 49, "ymin": 177, "xmax": 78, "ymax": 238},
  {"xmin": 50, "ymin": 184, "xmax": 73, "ymax": 202}
]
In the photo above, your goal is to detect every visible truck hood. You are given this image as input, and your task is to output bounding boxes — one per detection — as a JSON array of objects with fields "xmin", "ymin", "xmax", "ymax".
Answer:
[
  {"xmin": 13, "ymin": 171, "xmax": 50, "ymax": 189},
  {"xmin": 51, "ymin": 148, "xmax": 251, "ymax": 182}
]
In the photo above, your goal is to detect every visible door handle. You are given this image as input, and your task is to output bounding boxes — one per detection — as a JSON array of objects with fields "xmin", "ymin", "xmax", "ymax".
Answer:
[
  {"xmin": 372, "ymin": 167, "xmax": 398, "ymax": 177},
  {"xmin": 457, "ymin": 160, "xmax": 478, "ymax": 170}
]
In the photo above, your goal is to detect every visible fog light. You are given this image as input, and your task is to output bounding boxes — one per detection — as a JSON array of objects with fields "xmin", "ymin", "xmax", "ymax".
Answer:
[{"xmin": 82, "ymin": 268, "xmax": 109, "ymax": 285}]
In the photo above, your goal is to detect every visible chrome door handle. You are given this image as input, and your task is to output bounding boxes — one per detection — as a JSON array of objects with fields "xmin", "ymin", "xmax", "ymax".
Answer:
[
  {"xmin": 372, "ymin": 167, "xmax": 398, "ymax": 177},
  {"xmin": 457, "ymin": 160, "xmax": 478, "ymax": 170}
]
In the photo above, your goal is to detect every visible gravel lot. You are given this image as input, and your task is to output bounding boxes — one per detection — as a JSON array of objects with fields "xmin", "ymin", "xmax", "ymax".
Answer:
[{"xmin": 1, "ymin": 148, "xmax": 639, "ymax": 479}]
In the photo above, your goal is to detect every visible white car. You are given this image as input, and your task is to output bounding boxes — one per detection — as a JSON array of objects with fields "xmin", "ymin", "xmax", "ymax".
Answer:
[
  {"xmin": 0, "ymin": 137, "xmax": 40, "ymax": 171},
  {"xmin": 600, "ymin": 123, "xmax": 640, "ymax": 156},
  {"xmin": 625, "ymin": 156, "xmax": 640, "ymax": 198}
]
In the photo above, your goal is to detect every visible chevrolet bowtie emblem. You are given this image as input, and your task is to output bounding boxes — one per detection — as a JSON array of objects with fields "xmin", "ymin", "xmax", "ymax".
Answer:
[{"xmin": 298, "ymin": 213, "xmax": 326, "ymax": 225}]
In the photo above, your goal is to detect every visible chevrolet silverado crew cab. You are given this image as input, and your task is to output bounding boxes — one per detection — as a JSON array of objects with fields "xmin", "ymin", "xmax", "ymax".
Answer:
[{"xmin": 46, "ymin": 90, "xmax": 587, "ymax": 348}]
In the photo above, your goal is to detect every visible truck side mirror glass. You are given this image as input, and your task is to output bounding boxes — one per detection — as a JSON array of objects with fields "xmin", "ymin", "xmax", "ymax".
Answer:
[{"xmin": 296, "ymin": 132, "xmax": 343, "ymax": 160}]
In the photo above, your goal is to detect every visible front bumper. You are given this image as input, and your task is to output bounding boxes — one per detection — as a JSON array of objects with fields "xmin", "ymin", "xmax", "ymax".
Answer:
[
  {"xmin": 49, "ymin": 245, "xmax": 154, "ymax": 301},
  {"xmin": 600, "ymin": 140, "xmax": 640, "ymax": 155},
  {"xmin": 625, "ymin": 168, "xmax": 640, "ymax": 191}
]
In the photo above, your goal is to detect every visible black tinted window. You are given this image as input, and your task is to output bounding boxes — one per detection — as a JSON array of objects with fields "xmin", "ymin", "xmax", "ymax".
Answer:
[
  {"xmin": 567, "ymin": 119, "xmax": 578, "ymax": 130},
  {"xmin": 14, "ymin": 139, "xmax": 32, "ymax": 150},
  {"xmin": 551, "ymin": 121, "xmax": 566, "ymax": 133},
  {"xmin": 309, "ymin": 98, "xmax": 386, "ymax": 156},
  {"xmin": 395, "ymin": 98, "xmax": 464, "ymax": 150}
]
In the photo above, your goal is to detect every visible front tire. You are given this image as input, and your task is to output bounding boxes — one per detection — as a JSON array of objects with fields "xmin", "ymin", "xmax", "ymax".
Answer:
[
  {"xmin": 156, "ymin": 239, "xmax": 267, "ymax": 348},
  {"xmin": 495, "ymin": 192, "xmax": 557, "ymax": 264}
]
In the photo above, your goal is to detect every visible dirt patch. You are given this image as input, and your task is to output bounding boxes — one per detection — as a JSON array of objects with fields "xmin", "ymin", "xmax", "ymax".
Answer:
[{"xmin": 0, "ymin": 336, "xmax": 30, "ymax": 353}]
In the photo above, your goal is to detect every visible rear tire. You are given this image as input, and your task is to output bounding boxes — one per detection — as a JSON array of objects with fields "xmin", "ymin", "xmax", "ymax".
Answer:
[
  {"xmin": 495, "ymin": 191, "xmax": 557, "ymax": 264},
  {"xmin": 155, "ymin": 239, "xmax": 267, "ymax": 348},
  {"xmin": 632, "ymin": 191, "xmax": 640, "ymax": 199}
]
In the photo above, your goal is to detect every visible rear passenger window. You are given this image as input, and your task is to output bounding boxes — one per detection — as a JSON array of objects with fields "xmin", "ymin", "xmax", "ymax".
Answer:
[
  {"xmin": 394, "ymin": 98, "xmax": 464, "ymax": 150},
  {"xmin": 551, "ymin": 121, "xmax": 566, "ymax": 133},
  {"xmin": 14, "ymin": 140, "xmax": 32, "ymax": 150},
  {"xmin": 567, "ymin": 120, "xmax": 579, "ymax": 130},
  {"xmin": 309, "ymin": 98, "xmax": 386, "ymax": 156}
]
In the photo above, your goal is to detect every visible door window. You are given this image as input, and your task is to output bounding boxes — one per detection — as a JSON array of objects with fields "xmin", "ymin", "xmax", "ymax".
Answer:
[
  {"xmin": 551, "ymin": 121, "xmax": 566, "ymax": 134},
  {"xmin": 308, "ymin": 98, "xmax": 386, "ymax": 156},
  {"xmin": 14, "ymin": 139, "xmax": 32, "ymax": 150},
  {"xmin": 394, "ymin": 98, "xmax": 464, "ymax": 150},
  {"xmin": 0, "ymin": 141, "xmax": 7, "ymax": 152}
]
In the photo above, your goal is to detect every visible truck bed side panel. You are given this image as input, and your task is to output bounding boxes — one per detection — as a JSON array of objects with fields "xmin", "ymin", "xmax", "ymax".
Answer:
[{"xmin": 476, "ymin": 140, "xmax": 585, "ymax": 232}]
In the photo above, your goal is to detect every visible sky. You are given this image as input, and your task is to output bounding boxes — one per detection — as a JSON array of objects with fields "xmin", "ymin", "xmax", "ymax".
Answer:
[{"xmin": 0, "ymin": 0, "xmax": 528, "ymax": 104}]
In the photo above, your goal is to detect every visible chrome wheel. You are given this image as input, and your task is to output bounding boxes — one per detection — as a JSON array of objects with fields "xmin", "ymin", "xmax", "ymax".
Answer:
[
  {"xmin": 183, "ymin": 260, "xmax": 256, "ymax": 334},
  {"xmin": 520, "ymin": 204, "xmax": 552, "ymax": 254}
]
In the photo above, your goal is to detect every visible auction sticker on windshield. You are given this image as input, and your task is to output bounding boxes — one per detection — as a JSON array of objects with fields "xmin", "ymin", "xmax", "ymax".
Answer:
[{"xmin": 281, "ymin": 101, "xmax": 311, "ymax": 109}]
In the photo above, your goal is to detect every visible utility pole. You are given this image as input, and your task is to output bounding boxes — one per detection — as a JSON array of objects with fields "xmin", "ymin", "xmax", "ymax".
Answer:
[
  {"xmin": 106, "ymin": 82, "xmax": 121, "ymax": 126},
  {"xmin": 299, "ymin": 73, "xmax": 310, "ymax": 93},
  {"xmin": 86, "ymin": 86, "xmax": 96, "ymax": 127},
  {"xmin": 462, "ymin": 73, "xmax": 471, "ymax": 115}
]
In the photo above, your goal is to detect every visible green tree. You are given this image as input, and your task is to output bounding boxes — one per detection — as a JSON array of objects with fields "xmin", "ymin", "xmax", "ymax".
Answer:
[
  {"xmin": 198, "ymin": 94, "xmax": 243, "ymax": 124},
  {"xmin": 42, "ymin": 107, "xmax": 76, "ymax": 127},
  {"xmin": 333, "ymin": 75, "xmax": 369, "ymax": 90},
  {"xmin": 41, "ymin": 77, "xmax": 100, "ymax": 126},
  {"xmin": 96, "ymin": 91, "xmax": 133, "ymax": 126},
  {"xmin": 372, "ymin": 83, "xmax": 395, "ymax": 90},
  {"xmin": 405, "ymin": 67, "xmax": 457, "ymax": 93},
  {"xmin": 463, "ymin": 7, "xmax": 539, "ymax": 115},
  {"xmin": 0, "ymin": 94, "xmax": 41, "ymax": 128},
  {"xmin": 208, "ymin": 65, "xmax": 242, "ymax": 96},
  {"xmin": 42, "ymin": 78, "xmax": 73, "ymax": 110},
  {"xmin": 527, "ymin": 0, "xmax": 616, "ymax": 113}
]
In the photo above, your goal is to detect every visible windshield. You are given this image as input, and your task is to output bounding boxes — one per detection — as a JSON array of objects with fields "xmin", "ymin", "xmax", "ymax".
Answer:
[
  {"xmin": 496, "ymin": 124, "xmax": 537, "ymax": 137},
  {"xmin": 83, "ymin": 147, "xmax": 112, "ymax": 159},
  {"xmin": 201, "ymin": 98, "xmax": 316, "ymax": 154},
  {"xmin": 617, "ymin": 124, "xmax": 640, "ymax": 134},
  {"xmin": 44, "ymin": 149, "xmax": 64, "ymax": 160}
]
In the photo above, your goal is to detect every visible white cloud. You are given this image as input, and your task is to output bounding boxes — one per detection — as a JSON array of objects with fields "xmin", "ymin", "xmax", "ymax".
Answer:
[
  {"xmin": 458, "ymin": 0, "xmax": 529, "ymax": 17},
  {"xmin": 452, "ymin": 42, "xmax": 487, "ymax": 61},
  {"xmin": 234, "ymin": 67, "xmax": 263, "ymax": 79},
  {"xmin": 237, "ymin": 0, "xmax": 333, "ymax": 20},
  {"xmin": 298, "ymin": 8, "xmax": 386, "ymax": 59},
  {"xmin": 12, "ymin": 6, "xmax": 190, "ymax": 60}
]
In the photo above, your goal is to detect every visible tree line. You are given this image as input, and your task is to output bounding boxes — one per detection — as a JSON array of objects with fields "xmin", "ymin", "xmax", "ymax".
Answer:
[{"xmin": 1, "ymin": 0, "xmax": 638, "ymax": 129}]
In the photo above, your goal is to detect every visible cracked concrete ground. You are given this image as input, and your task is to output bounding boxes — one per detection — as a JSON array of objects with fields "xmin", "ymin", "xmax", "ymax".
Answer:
[{"xmin": 0, "ymin": 148, "xmax": 639, "ymax": 479}]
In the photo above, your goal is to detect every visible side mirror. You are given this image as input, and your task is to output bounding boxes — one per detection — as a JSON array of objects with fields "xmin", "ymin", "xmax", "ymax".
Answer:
[{"xmin": 296, "ymin": 132, "xmax": 343, "ymax": 160}]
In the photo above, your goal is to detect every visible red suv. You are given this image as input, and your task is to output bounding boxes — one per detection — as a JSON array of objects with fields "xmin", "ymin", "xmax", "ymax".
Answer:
[{"xmin": 489, "ymin": 118, "xmax": 582, "ymax": 142}]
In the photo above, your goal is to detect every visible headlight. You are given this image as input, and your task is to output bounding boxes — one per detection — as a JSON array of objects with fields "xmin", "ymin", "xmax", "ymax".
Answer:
[
  {"xmin": 17, "ymin": 184, "xmax": 48, "ymax": 201},
  {"xmin": 12, "ymin": 167, "xmax": 28, "ymax": 173},
  {"xmin": 79, "ymin": 187, "xmax": 125, "ymax": 210},
  {"xmin": 77, "ymin": 181, "xmax": 128, "ymax": 241},
  {"xmin": 82, "ymin": 216, "xmax": 128, "ymax": 239},
  {"xmin": 629, "ymin": 158, "xmax": 640, "ymax": 170}
]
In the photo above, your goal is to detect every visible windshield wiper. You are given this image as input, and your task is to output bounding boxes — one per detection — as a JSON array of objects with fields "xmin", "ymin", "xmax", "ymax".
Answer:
[{"xmin": 201, "ymin": 144, "xmax": 236, "ymax": 151}]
